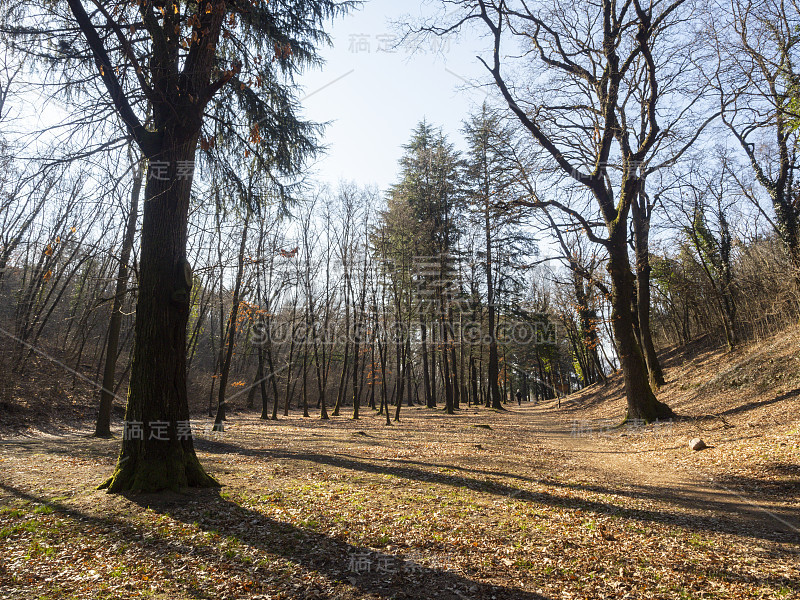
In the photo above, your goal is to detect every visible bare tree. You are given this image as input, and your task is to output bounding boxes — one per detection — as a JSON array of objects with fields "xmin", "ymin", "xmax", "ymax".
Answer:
[
  {"xmin": 705, "ymin": 0, "xmax": 800, "ymax": 280},
  {"xmin": 95, "ymin": 151, "xmax": 142, "ymax": 437},
  {"xmin": 412, "ymin": 0, "xmax": 718, "ymax": 420}
]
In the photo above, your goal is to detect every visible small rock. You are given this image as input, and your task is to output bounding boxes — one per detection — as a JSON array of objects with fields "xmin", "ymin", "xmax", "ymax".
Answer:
[{"xmin": 689, "ymin": 438, "xmax": 707, "ymax": 451}]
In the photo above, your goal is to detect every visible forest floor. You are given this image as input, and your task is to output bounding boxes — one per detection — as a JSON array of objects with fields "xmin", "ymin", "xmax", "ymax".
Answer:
[
  {"xmin": 1, "ymin": 328, "xmax": 799, "ymax": 599},
  {"xmin": 0, "ymin": 396, "xmax": 798, "ymax": 600}
]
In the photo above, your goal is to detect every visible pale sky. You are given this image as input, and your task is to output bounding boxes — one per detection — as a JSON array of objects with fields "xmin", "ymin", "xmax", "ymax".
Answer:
[
  {"xmin": 297, "ymin": 0, "xmax": 492, "ymax": 192},
  {"xmin": 4, "ymin": 0, "xmax": 490, "ymax": 194}
]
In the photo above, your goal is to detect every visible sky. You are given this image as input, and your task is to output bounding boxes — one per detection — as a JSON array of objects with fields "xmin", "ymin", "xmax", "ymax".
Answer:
[
  {"xmin": 296, "ymin": 0, "xmax": 491, "ymax": 192},
  {"xmin": 3, "ymin": 0, "xmax": 491, "ymax": 195}
]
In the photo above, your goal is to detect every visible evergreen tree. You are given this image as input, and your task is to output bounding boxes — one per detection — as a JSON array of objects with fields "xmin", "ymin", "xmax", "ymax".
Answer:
[
  {"xmin": 462, "ymin": 105, "xmax": 536, "ymax": 409},
  {"xmin": 388, "ymin": 121, "xmax": 462, "ymax": 412},
  {"xmin": 2, "ymin": 0, "xmax": 354, "ymax": 492}
]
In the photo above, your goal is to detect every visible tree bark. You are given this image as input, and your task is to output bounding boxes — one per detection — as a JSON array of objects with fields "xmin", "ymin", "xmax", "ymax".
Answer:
[
  {"xmin": 607, "ymin": 236, "xmax": 674, "ymax": 423},
  {"xmin": 632, "ymin": 190, "xmax": 665, "ymax": 388},
  {"xmin": 100, "ymin": 135, "xmax": 217, "ymax": 492}
]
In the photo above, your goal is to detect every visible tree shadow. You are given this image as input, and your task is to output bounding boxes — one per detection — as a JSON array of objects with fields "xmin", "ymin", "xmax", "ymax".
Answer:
[
  {"xmin": 0, "ymin": 482, "xmax": 551, "ymax": 600},
  {"xmin": 194, "ymin": 440, "xmax": 800, "ymax": 544},
  {"xmin": 6, "ymin": 432, "xmax": 798, "ymax": 545},
  {"xmin": 657, "ymin": 334, "xmax": 718, "ymax": 367},
  {"xmin": 718, "ymin": 388, "xmax": 800, "ymax": 417},
  {"xmin": 710, "ymin": 462, "xmax": 800, "ymax": 500}
]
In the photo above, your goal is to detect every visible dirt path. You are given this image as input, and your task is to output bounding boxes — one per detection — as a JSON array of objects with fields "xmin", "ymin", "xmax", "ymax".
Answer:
[{"xmin": 521, "ymin": 401, "xmax": 800, "ymax": 544}]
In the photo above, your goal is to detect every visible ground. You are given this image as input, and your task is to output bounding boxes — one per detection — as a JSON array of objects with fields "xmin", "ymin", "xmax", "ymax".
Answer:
[
  {"xmin": 1, "ymin": 400, "xmax": 798, "ymax": 600},
  {"xmin": 1, "ymin": 329, "xmax": 799, "ymax": 599}
]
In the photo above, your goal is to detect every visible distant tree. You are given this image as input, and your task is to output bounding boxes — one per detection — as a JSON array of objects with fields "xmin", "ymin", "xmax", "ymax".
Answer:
[
  {"xmin": 389, "ymin": 121, "xmax": 462, "ymax": 413},
  {"xmin": 462, "ymin": 106, "xmax": 506, "ymax": 410},
  {"xmin": 213, "ymin": 208, "xmax": 250, "ymax": 430},
  {"xmin": 462, "ymin": 105, "xmax": 537, "ymax": 408},
  {"xmin": 376, "ymin": 194, "xmax": 420, "ymax": 419},
  {"xmin": 675, "ymin": 158, "xmax": 740, "ymax": 350}
]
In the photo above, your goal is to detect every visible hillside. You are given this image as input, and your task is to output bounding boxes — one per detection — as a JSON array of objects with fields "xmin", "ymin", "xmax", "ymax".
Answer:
[{"xmin": 550, "ymin": 325, "xmax": 800, "ymax": 507}]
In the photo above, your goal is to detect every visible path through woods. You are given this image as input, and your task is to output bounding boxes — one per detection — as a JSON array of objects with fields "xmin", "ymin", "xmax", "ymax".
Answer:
[{"xmin": 1, "ymin": 405, "xmax": 797, "ymax": 599}]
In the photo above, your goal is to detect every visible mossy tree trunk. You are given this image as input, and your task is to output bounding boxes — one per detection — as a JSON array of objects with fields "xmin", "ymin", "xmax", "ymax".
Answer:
[
  {"xmin": 100, "ymin": 132, "xmax": 218, "ymax": 493},
  {"xmin": 607, "ymin": 220, "xmax": 674, "ymax": 423}
]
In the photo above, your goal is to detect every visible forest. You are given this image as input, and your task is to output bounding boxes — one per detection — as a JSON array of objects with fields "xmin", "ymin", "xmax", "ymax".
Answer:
[{"xmin": 0, "ymin": 1, "xmax": 798, "ymax": 599}]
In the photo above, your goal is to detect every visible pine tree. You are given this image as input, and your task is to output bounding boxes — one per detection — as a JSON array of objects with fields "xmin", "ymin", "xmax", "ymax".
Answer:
[
  {"xmin": 388, "ymin": 121, "xmax": 462, "ymax": 413},
  {"xmin": 2, "ymin": 0, "xmax": 354, "ymax": 491}
]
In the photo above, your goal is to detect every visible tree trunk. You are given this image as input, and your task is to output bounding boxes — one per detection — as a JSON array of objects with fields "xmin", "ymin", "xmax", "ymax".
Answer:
[
  {"xmin": 632, "ymin": 191, "xmax": 665, "ymax": 388},
  {"xmin": 485, "ymin": 202, "xmax": 503, "ymax": 410},
  {"xmin": 441, "ymin": 313, "xmax": 454, "ymax": 414},
  {"xmin": 429, "ymin": 320, "xmax": 437, "ymax": 407},
  {"xmin": 406, "ymin": 337, "xmax": 414, "ymax": 407},
  {"xmin": 267, "ymin": 336, "xmax": 280, "ymax": 420},
  {"xmin": 302, "ymin": 345, "xmax": 309, "ymax": 417},
  {"xmin": 258, "ymin": 345, "xmax": 271, "ymax": 419},
  {"xmin": 394, "ymin": 336, "xmax": 405, "ymax": 422},
  {"xmin": 449, "ymin": 311, "xmax": 460, "ymax": 410},
  {"xmin": 214, "ymin": 212, "xmax": 250, "ymax": 430},
  {"xmin": 100, "ymin": 137, "xmax": 217, "ymax": 492},
  {"xmin": 312, "ymin": 325, "xmax": 329, "ymax": 420},
  {"xmin": 333, "ymin": 341, "xmax": 348, "ymax": 416},
  {"xmin": 351, "ymin": 317, "xmax": 361, "ymax": 419},
  {"xmin": 95, "ymin": 157, "xmax": 142, "ymax": 438},
  {"xmin": 282, "ymin": 317, "xmax": 297, "ymax": 417},
  {"xmin": 607, "ymin": 240, "xmax": 674, "ymax": 423},
  {"xmin": 420, "ymin": 317, "xmax": 433, "ymax": 407}
]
